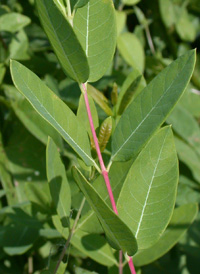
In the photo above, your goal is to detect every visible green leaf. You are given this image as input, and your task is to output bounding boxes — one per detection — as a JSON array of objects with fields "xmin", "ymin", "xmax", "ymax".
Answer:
[
  {"xmin": 175, "ymin": 6, "xmax": 196, "ymax": 42},
  {"xmin": 99, "ymin": 117, "xmax": 112, "ymax": 152},
  {"xmin": 73, "ymin": 0, "xmax": 89, "ymax": 10},
  {"xmin": 73, "ymin": 0, "xmax": 117, "ymax": 82},
  {"xmin": 3, "ymin": 120, "xmax": 47, "ymax": 203},
  {"xmin": 4, "ymin": 85, "xmax": 63, "ymax": 150},
  {"xmin": 25, "ymin": 183, "xmax": 51, "ymax": 212},
  {"xmin": 118, "ymin": 75, "xmax": 142, "ymax": 115},
  {"xmin": 71, "ymin": 230, "xmax": 117, "ymax": 267},
  {"xmin": 0, "ymin": 208, "xmax": 41, "ymax": 255},
  {"xmin": 36, "ymin": 0, "xmax": 89, "ymax": 83},
  {"xmin": 46, "ymin": 137, "xmax": 71, "ymax": 224},
  {"xmin": 117, "ymin": 127, "xmax": 179, "ymax": 249},
  {"xmin": 0, "ymin": 133, "xmax": 17, "ymax": 205},
  {"xmin": 0, "ymin": 12, "xmax": 31, "ymax": 33},
  {"xmin": 159, "ymin": 0, "xmax": 176, "ymax": 28},
  {"xmin": 10, "ymin": 60, "xmax": 96, "ymax": 167},
  {"xmin": 77, "ymin": 93, "xmax": 99, "ymax": 137},
  {"xmin": 167, "ymin": 105, "xmax": 200, "ymax": 154},
  {"xmin": 179, "ymin": 88, "xmax": 200, "ymax": 118},
  {"xmin": 72, "ymin": 166, "xmax": 137, "ymax": 256},
  {"xmin": 115, "ymin": 11, "xmax": 126, "ymax": 36},
  {"xmin": 122, "ymin": 0, "xmax": 140, "ymax": 6},
  {"xmin": 176, "ymin": 183, "xmax": 200, "ymax": 206},
  {"xmin": 175, "ymin": 137, "xmax": 200, "ymax": 184},
  {"xmin": 75, "ymin": 266, "xmax": 98, "ymax": 274},
  {"xmin": 0, "ymin": 64, "xmax": 6, "ymax": 84},
  {"xmin": 87, "ymin": 84, "xmax": 113, "ymax": 116},
  {"xmin": 133, "ymin": 203, "xmax": 198, "ymax": 266},
  {"xmin": 1, "ymin": 224, "xmax": 37, "ymax": 255},
  {"xmin": 9, "ymin": 30, "xmax": 29, "ymax": 60},
  {"xmin": 117, "ymin": 70, "xmax": 146, "ymax": 115},
  {"xmin": 117, "ymin": 32, "xmax": 145, "ymax": 73},
  {"xmin": 52, "ymin": 215, "xmax": 69, "ymax": 239},
  {"xmin": 111, "ymin": 50, "xmax": 196, "ymax": 162},
  {"xmin": 76, "ymin": 159, "xmax": 135, "ymax": 234}
]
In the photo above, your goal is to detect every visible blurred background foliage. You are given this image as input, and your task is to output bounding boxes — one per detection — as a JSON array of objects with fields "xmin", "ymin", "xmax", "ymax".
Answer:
[{"xmin": 0, "ymin": 0, "xmax": 200, "ymax": 273}]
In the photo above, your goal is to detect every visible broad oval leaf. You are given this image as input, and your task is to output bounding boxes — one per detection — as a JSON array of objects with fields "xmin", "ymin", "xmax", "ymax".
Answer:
[
  {"xmin": 72, "ymin": 166, "xmax": 138, "ymax": 256},
  {"xmin": 73, "ymin": 0, "xmax": 117, "ymax": 82},
  {"xmin": 46, "ymin": 138, "xmax": 71, "ymax": 224},
  {"xmin": 117, "ymin": 126, "xmax": 179, "ymax": 249},
  {"xmin": 175, "ymin": 6, "xmax": 196, "ymax": 42},
  {"xmin": 36, "ymin": 0, "xmax": 89, "ymax": 83},
  {"xmin": 111, "ymin": 50, "xmax": 196, "ymax": 162},
  {"xmin": 10, "ymin": 60, "xmax": 96, "ymax": 167},
  {"xmin": 133, "ymin": 203, "xmax": 198, "ymax": 266},
  {"xmin": 0, "ymin": 13, "xmax": 31, "ymax": 33},
  {"xmin": 117, "ymin": 32, "xmax": 145, "ymax": 73},
  {"xmin": 159, "ymin": 0, "xmax": 176, "ymax": 28}
]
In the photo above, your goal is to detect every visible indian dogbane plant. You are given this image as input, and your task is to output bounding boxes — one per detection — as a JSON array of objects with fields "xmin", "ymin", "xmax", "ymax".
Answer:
[{"xmin": 10, "ymin": 0, "xmax": 196, "ymax": 273}]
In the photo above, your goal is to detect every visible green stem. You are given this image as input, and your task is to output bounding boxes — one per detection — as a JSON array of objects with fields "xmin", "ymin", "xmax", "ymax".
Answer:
[
  {"xmin": 66, "ymin": 0, "xmax": 73, "ymax": 26},
  {"xmin": 145, "ymin": 25, "xmax": 155, "ymax": 55},
  {"xmin": 54, "ymin": 197, "xmax": 86, "ymax": 274}
]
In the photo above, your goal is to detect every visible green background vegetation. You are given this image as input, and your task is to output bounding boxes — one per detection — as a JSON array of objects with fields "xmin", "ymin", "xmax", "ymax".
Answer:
[{"xmin": 0, "ymin": 0, "xmax": 200, "ymax": 273}]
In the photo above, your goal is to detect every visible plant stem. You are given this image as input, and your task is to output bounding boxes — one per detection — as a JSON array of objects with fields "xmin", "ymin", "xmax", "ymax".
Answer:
[
  {"xmin": 66, "ymin": 0, "xmax": 73, "ymax": 25},
  {"xmin": 54, "ymin": 197, "xmax": 86, "ymax": 274},
  {"xmin": 81, "ymin": 83, "xmax": 136, "ymax": 274},
  {"xmin": 128, "ymin": 258, "xmax": 136, "ymax": 274},
  {"xmin": 145, "ymin": 25, "xmax": 155, "ymax": 55},
  {"xmin": 28, "ymin": 256, "xmax": 33, "ymax": 274},
  {"xmin": 82, "ymin": 83, "xmax": 117, "ymax": 213},
  {"xmin": 119, "ymin": 250, "xmax": 123, "ymax": 274}
]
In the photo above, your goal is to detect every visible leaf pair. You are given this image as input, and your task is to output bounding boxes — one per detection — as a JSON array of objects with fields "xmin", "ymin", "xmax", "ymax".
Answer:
[{"xmin": 36, "ymin": 0, "xmax": 117, "ymax": 83}]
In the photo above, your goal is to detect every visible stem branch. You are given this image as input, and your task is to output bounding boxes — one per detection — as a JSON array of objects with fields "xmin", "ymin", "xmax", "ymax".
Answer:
[
  {"xmin": 145, "ymin": 25, "xmax": 155, "ymax": 55},
  {"xmin": 54, "ymin": 198, "xmax": 86, "ymax": 274},
  {"xmin": 119, "ymin": 250, "xmax": 123, "ymax": 274}
]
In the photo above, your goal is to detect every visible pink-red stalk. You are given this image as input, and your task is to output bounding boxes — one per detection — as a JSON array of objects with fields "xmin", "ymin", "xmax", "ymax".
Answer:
[{"xmin": 82, "ymin": 83, "xmax": 136, "ymax": 274}]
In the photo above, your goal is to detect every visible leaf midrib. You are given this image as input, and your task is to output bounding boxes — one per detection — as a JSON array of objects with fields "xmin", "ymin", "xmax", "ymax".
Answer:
[{"xmin": 85, "ymin": 2, "xmax": 90, "ymax": 57}]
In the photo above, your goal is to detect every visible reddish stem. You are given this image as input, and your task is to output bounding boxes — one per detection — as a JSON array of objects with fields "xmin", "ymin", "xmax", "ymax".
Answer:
[
  {"xmin": 82, "ymin": 83, "xmax": 136, "ymax": 274},
  {"xmin": 128, "ymin": 258, "xmax": 137, "ymax": 274},
  {"xmin": 82, "ymin": 83, "xmax": 117, "ymax": 213}
]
